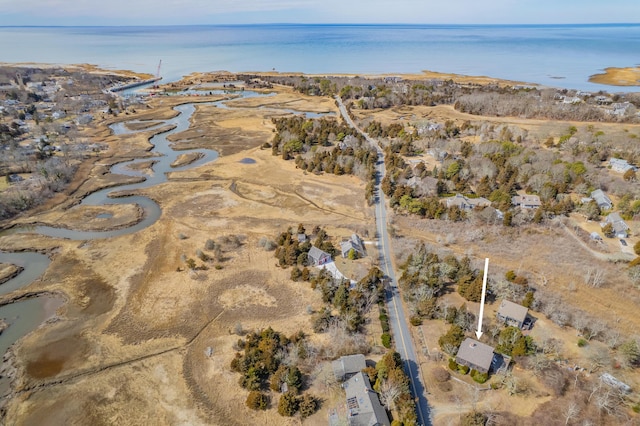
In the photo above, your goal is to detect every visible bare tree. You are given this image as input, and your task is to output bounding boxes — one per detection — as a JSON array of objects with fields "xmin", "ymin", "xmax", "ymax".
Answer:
[
  {"xmin": 379, "ymin": 379, "xmax": 401, "ymax": 412},
  {"xmin": 584, "ymin": 267, "xmax": 606, "ymax": 288},
  {"xmin": 562, "ymin": 400, "xmax": 580, "ymax": 425}
]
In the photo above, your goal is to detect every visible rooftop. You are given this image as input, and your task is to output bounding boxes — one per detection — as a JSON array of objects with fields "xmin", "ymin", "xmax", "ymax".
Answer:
[
  {"xmin": 332, "ymin": 354, "xmax": 366, "ymax": 380},
  {"xmin": 456, "ymin": 338, "xmax": 494, "ymax": 372},
  {"xmin": 497, "ymin": 299, "xmax": 529, "ymax": 324},
  {"xmin": 344, "ymin": 372, "xmax": 390, "ymax": 426}
]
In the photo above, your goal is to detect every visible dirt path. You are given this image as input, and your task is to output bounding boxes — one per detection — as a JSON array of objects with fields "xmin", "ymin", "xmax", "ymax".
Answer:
[{"xmin": 559, "ymin": 221, "xmax": 633, "ymax": 262}]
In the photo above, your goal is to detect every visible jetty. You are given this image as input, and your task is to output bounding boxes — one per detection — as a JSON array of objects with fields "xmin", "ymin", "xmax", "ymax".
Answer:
[{"xmin": 106, "ymin": 77, "xmax": 162, "ymax": 93}]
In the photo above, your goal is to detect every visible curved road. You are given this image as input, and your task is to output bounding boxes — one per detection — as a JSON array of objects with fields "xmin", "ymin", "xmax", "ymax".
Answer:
[{"xmin": 335, "ymin": 97, "xmax": 431, "ymax": 425}]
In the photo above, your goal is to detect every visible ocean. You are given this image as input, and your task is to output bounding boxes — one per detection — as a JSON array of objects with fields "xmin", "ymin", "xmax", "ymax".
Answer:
[{"xmin": 1, "ymin": 24, "xmax": 639, "ymax": 92}]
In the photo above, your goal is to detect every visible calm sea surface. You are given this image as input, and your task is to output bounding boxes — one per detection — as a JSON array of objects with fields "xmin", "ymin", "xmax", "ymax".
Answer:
[{"xmin": 1, "ymin": 24, "xmax": 639, "ymax": 92}]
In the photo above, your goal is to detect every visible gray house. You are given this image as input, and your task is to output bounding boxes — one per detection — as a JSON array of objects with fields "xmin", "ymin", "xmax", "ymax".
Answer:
[
  {"xmin": 591, "ymin": 189, "xmax": 613, "ymax": 210},
  {"xmin": 343, "ymin": 372, "xmax": 390, "ymax": 426},
  {"xmin": 332, "ymin": 354, "xmax": 367, "ymax": 381},
  {"xmin": 455, "ymin": 338, "xmax": 495, "ymax": 374},
  {"xmin": 512, "ymin": 194, "xmax": 542, "ymax": 209},
  {"xmin": 308, "ymin": 246, "xmax": 331, "ymax": 266},
  {"xmin": 603, "ymin": 212, "xmax": 630, "ymax": 238},
  {"xmin": 340, "ymin": 234, "xmax": 365, "ymax": 258},
  {"xmin": 444, "ymin": 194, "xmax": 491, "ymax": 211},
  {"xmin": 496, "ymin": 300, "xmax": 529, "ymax": 329}
]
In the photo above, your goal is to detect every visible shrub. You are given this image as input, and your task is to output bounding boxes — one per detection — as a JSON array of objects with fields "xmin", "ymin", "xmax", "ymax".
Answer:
[
  {"xmin": 461, "ymin": 411, "xmax": 488, "ymax": 426},
  {"xmin": 448, "ymin": 358, "xmax": 458, "ymax": 371},
  {"xmin": 185, "ymin": 258, "xmax": 196, "ymax": 270},
  {"xmin": 379, "ymin": 312, "xmax": 390, "ymax": 332},
  {"xmin": 458, "ymin": 364, "xmax": 470, "ymax": 375},
  {"xmin": 513, "ymin": 275, "xmax": 528, "ymax": 286},
  {"xmin": 277, "ymin": 391, "xmax": 299, "ymax": 417},
  {"xmin": 432, "ymin": 367, "xmax": 450, "ymax": 383},
  {"xmin": 381, "ymin": 333, "xmax": 392, "ymax": 348},
  {"xmin": 470, "ymin": 369, "xmax": 489, "ymax": 384},
  {"xmin": 246, "ymin": 391, "xmax": 268, "ymax": 410},
  {"xmin": 178, "ymin": 233, "xmax": 188, "ymax": 240},
  {"xmin": 205, "ymin": 239, "xmax": 216, "ymax": 250},
  {"xmin": 196, "ymin": 249, "xmax": 209, "ymax": 261},
  {"xmin": 290, "ymin": 266, "xmax": 302, "ymax": 281},
  {"xmin": 577, "ymin": 338, "xmax": 588, "ymax": 347},
  {"xmin": 298, "ymin": 394, "xmax": 319, "ymax": 419},
  {"xmin": 409, "ymin": 315, "xmax": 423, "ymax": 326}
]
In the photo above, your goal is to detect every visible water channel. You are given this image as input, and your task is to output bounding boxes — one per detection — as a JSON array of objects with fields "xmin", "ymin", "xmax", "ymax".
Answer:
[{"xmin": 0, "ymin": 90, "xmax": 332, "ymax": 392}]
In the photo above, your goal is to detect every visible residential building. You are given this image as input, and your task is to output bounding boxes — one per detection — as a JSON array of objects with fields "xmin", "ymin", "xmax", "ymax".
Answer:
[
  {"xmin": 343, "ymin": 372, "xmax": 390, "ymax": 426},
  {"xmin": 496, "ymin": 300, "xmax": 529, "ymax": 329},
  {"xmin": 455, "ymin": 338, "xmax": 495, "ymax": 374},
  {"xmin": 512, "ymin": 194, "xmax": 542, "ymax": 209},
  {"xmin": 603, "ymin": 212, "xmax": 630, "ymax": 238},
  {"xmin": 308, "ymin": 246, "xmax": 332, "ymax": 266},
  {"xmin": 610, "ymin": 158, "xmax": 636, "ymax": 173},
  {"xmin": 340, "ymin": 234, "xmax": 365, "ymax": 258},
  {"xmin": 591, "ymin": 189, "xmax": 613, "ymax": 210},
  {"xmin": 444, "ymin": 194, "xmax": 491, "ymax": 211},
  {"xmin": 332, "ymin": 354, "xmax": 366, "ymax": 381}
]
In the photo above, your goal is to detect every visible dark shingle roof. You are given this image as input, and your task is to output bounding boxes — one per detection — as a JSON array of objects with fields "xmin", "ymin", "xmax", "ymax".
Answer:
[{"xmin": 456, "ymin": 338, "xmax": 494, "ymax": 372}]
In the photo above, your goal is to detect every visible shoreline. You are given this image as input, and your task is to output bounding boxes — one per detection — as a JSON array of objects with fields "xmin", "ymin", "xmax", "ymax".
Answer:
[{"xmin": 2, "ymin": 61, "xmax": 637, "ymax": 92}]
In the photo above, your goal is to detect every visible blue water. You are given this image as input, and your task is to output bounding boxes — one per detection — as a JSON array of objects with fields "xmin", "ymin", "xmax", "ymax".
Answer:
[{"xmin": 1, "ymin": 24, "xmax": 639, "ymax": 92}]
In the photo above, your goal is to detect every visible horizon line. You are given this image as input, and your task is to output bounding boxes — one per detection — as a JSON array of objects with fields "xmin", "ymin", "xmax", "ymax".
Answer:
[{"xmin": 1, "ymin": 22, "xmax": 640, "ymax": 28}]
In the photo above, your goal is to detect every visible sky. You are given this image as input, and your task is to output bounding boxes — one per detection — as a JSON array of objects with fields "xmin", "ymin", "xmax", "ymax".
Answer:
[{"xmin": 0, "ymin": 0, "xmax": 638, "ymax": 26}]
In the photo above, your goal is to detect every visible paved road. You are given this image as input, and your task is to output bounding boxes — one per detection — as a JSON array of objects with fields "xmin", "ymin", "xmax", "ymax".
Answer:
[{"xmin": 336, "ymin": 97, "xmax": 432, "ymax": 425}]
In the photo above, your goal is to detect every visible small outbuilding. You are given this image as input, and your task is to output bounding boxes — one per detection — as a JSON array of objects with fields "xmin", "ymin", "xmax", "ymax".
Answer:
[{"xmin": 456, "ymin": 338, "xmax": 495, "ymax": 374}]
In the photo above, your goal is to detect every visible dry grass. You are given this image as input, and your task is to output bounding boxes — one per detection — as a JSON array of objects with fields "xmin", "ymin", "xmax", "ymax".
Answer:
[
  {"xmin": 589, "ymin": 66, "xmax": 640, "ymax": 86},
  {"xmin": 1, "ymin": 87, "xmax": 373, "ymax": 425}
]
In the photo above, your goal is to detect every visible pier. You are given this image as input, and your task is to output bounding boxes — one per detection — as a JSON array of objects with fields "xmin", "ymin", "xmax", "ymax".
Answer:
[{"xmin": 106, "ymin": 77, "xmax": 162, "ymax": 93}]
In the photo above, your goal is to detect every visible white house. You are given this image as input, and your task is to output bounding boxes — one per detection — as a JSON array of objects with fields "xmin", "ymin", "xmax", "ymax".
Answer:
[{"xmin": 610, "ymin": 158, "xmax": 636, "ymax": 173}]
